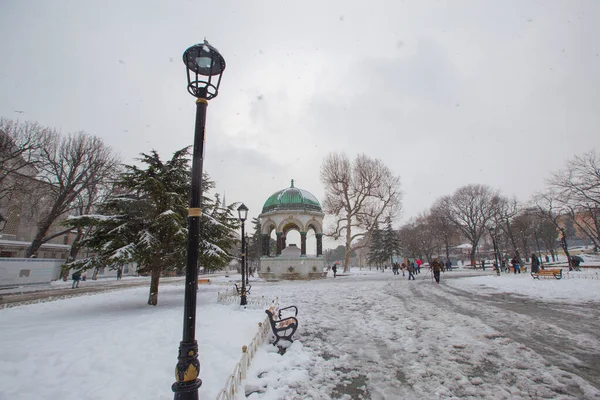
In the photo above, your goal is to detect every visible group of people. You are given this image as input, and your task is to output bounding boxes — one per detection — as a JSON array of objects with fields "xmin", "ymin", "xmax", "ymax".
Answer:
[
  {"xmin": 489, "ymin": 253, "xmax": 544, "ymax": 275},
  {"xmin": 394, "ymin": 258, "xmax": 451, "ymax": 284},
  {"xmin": 71, "ymin": 268, "xmax": 124, "ymax": 288},
  {"xmin": 391, "ymin": 259, "xmax": 423, "ymax": 279}
]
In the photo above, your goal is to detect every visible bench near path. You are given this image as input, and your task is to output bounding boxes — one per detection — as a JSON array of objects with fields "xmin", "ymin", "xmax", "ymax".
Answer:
[{"xmin": 531, "ymin": 268, "xmax": 563, "ymax": 279}]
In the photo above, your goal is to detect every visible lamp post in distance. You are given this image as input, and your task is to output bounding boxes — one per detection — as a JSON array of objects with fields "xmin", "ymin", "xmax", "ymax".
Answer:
[
  {"xmin": 237, "ymin": 203, "xmax": 248, "ymax": 306},
  {"xmin": 171, "ymin": 39, "xmax": 226, "ymax": 400},
  {"xmin": 489, "ymin": 227, "xmax": 501, "ymax": 275},
  {"xmin": 245, "ymin": 233, "xmax": 250, "ymax": 285}
]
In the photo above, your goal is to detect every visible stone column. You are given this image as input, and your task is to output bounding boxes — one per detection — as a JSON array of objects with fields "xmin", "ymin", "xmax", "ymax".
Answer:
[
  {"xmin": 282, "ymin": 235, "xmax": 287, "ymax": 250},
  {"xmin": 276, "ymin": 232, "xmax": 283, "ymax": 256},
  {"xmin": 300, "ymin": 232, "xmax": 307, "ymax": 256},
  {"xmin": 316, "ymin": 233, "xmax": 323, "ymax": 256},
  {"xmin": 261, "ymin": 234, "xmax": 270, "ymax": 256}
]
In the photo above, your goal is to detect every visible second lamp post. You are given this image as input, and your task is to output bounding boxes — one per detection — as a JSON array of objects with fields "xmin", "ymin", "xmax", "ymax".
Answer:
[{"xmin": 237, "ymin": 203, "xmax": 248, "ymax": 306}]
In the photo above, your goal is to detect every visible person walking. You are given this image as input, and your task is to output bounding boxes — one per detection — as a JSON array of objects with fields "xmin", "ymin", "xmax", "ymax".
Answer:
[
  {"xmin": 531, "ymin": 253, "xmax": 540, "ymax": 274},
  {"xmin": 481, "ymin": 259, "xmax": 486, "ymax": 271},
  {"xmin": 407, "ymin": 262, "xmax": 415, "ymax": 280},
  {"xmin": 416, "ymin": 259, "xmax": 422, "ymax": 274},
  {"xmin": 431, "ymin": 258, "xmax": 444, "ymax": 284},
  {"xmin": 116, "ymin": 268, "xmax": 122, "ymax": 280},
  {"xmin": 445, "ymin": 259, "xmax": 452, "ymax": 271},
  {"xmin": 71, "ymin": 271, "xmax": 81, "ymax": 288},
  {"xmin": 511, "ymin": 256, "xmax": 521, "ymax": 274},
  {"xmin": 332, "ymin": 263, "xmax": 337, "ymax": 278}
]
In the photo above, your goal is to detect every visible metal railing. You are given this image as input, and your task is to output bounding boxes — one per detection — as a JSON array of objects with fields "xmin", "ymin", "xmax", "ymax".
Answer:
[
  {"xmin": 563, "ymin": 271, "xmax": 599, "ymax": 279},
  {"xmin": 215, "ymin": 293, "xmax": 278, "ymax": 400},
  {"xmin": 217, "ymin": 289, "xmax": 275, "ymax": 309}
]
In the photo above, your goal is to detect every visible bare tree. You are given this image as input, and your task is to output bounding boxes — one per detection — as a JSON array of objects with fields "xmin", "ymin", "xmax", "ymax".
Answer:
[
  {"xmin": 320, "ymin": 153, "xmax": 402, "ymax": 272},
  {"xmin": 398, "ymin": 223, "xmax": 421, "ymax": 260},
  {"xmin": 0, "ymin": 119, "xmax": 52, "ymax": 204},
  {"xmin": 495, "ymin": 196, "xmax": 523, "ymax": 261},
  {"xmin": 430, "ymin": 201, "xmax": 460, "ymax": 263},
  {"xmin": 439, "ymin": 184, "xmax": 500, "ymax": 266},
  {"xmin": 527, "ymin": 208, "xmax": 558, "ymax": 262},
  {"xmin": 512, "ymin": 212, "xmax": 536, "ymax": 262},
  {"xmin": 412, "ymin": 213, "xmax": 441, "ymax": 263},
  {"xmin": 548, "ymin": 150, "xmax": 600, "ymax": 249},
  {"xmin": 26, "ymin": 132, "xmax": 120, "ymax": 257},
  {"xmin": 532, "ymin": 191, "xmax": 572, "ymax": 267}
]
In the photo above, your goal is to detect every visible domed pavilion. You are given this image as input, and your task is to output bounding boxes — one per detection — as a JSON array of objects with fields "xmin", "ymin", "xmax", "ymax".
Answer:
[{"xmin": 258, "ymin": 180, "xmax": 326, "ymax": 279}]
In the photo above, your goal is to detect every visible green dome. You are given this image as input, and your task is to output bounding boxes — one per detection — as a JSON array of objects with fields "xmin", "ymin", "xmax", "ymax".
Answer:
[{"xmin": 262, "ymin": 180, "xmax": 322, "ymax": 213}]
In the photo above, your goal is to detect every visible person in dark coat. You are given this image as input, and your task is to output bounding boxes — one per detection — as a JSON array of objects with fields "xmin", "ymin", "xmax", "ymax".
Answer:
[
  {"xmin": 530, "ymin": 253, "xmax": 540, "ymax": 274},
  {"xmin": 511, "ymin": 256, "xmax": 521, "ymax": 274},
  {"xmin": 332, "ymin": 264, "xmax": 337, "ymax": 278},
  {"xmin": 407, "ymin": 262, "xmax": 415, "ymax": 280},
  {"xmin": 116, "ymin": 268, "xmax": 122, "ymax": 280},
  {"xmin": 431, "ymin": 258, "xmax": 444, "ymax": 284},
  {"xmin": 445, "ymin": 259, "xmax": 452, "ymax": 271},
  {"xmin": 72, "ymin": 271, "xmax": 81, "ymax": 288}
]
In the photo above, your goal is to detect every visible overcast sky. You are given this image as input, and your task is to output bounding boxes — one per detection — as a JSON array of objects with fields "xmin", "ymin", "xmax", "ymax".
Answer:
[{"xmin": 1, "ymin": 1, "xmax": 599, "ymax": 250}]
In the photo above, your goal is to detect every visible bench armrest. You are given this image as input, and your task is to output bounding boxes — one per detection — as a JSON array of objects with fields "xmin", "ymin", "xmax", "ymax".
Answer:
[{"xmin": 279, "ymin": 305, "xmax": 298, "ymax": 318}]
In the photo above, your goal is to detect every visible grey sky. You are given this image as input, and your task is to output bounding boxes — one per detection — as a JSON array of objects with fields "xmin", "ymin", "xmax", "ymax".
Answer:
[{"xmin": 1, "ymin": 1, "xmax": 599, "ymax": 250}]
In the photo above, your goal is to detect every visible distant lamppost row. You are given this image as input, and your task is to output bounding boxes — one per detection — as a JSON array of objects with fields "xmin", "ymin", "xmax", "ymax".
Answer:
[
  {"xmin": 0, "ymin": 214, "xmax": 7, "ymax": 232},
  {"xmin": 172, "ymin": 40, "xmax": 226, "ymax": 400},
  {"xmin": 237, "ymin": 203, "xmax": 249, "ymax": 306}
]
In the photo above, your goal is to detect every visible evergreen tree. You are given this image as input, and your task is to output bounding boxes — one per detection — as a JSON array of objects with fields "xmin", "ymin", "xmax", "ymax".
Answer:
[
  {"xmin": 198, "ymin": 190, "xmax": 238, "ymax": 273},
  {"xmin": 367, "ymin": 221, "xmax": 386, "ymax": 266},
  {"xmin": 246, "ymin": 217, "xmax": 262, "ymax": 265},
  {"xmin": 382, "ymin": 216, "xmax": 401, "ymax": 264},
  {"xmin": 67, "ymin": 147, "xmax": 237, "ymax": 306}
]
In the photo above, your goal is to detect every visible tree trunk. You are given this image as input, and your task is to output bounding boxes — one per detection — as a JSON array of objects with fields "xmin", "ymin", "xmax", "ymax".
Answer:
[
  {"xmin": 504, "ymin": 222, "xmax": 521, "ymax": 262},
  {"xmin": 148, "ymin": 266, "xmax": 162, "ymax": 306},
  {"xmin": 25, "ymin": 201, "xmax": 67, "ymax": 257},
  {"xmin": 343, "ymin": 216, "xmax": 352, "ymax": 272},
  {"xmin": 559, "ymin": 230, "xmax": 572, "ymax": 269}
]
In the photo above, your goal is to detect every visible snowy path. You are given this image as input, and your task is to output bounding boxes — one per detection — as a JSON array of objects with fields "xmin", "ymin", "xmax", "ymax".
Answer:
[{"xmin": 247, "ymin": 272, "xmax": 600, "ymax": 399}]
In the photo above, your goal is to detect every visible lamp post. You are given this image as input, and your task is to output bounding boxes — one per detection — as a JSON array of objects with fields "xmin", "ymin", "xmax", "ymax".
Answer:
[
  {"xmin": 489, "ymin": 227, "xmax": 500, "ymax": 275},
  {"xmin": 245, "ymin": 233, "xmax": 250, "ymax": 285},
  {"xmin": 0, "ymin": 214, "xmax": 7, "ymax": 232},
  {"xmin": 172, "ymin": 40, "xmax": 226, "ymax": 400},
  {"xmin": 237, "ymin": 204, "xmax": 248, "ymax": 306}
]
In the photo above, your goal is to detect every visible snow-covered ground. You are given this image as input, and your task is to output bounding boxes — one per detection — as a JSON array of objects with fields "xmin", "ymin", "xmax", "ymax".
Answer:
[
  {"xmin": 1, "ymin": 268, "xmax": 600, "ymax": 399},
  {"xmin": 0, "ymin": 281, "xmax": 263, "ymax": 400}
]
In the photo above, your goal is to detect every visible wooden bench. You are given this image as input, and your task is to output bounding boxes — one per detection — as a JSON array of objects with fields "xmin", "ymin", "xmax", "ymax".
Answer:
[
  {"xmin": 197, "ymin": 278, "xmax": 211, "ymax": 285},
  {"xmin": 531, "ymin": 269, "xmax": 562, "ymax": 280},
  {"xmin": 234, "ymin": 283, "xmax": 251, "ymax": 295},
  {"xmin": 265, "ymin": 305, "xmax": 299, "ymax": 345}
]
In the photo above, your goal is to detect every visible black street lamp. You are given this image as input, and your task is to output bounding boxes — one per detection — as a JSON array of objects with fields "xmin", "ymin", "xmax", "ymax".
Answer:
[
  {"xmin": 172, "ymin": 40, "xmax": 226, "ymax": 400},
  {"xmin": 489, "ymin": 227, "xmax": 501, "ymax": 275},
  {"xmin": 245, "ymin": 233, "xmax": 250, "ymax": 285},
  {"xmin": 237, "ymin": 203, "xmax": 248, "ymax": 306},
  {"xmin": 0, "ymin": 214, "xmax": 7, "ymax": 232}
]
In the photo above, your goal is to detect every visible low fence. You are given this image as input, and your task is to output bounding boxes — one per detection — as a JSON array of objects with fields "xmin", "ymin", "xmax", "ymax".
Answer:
[
  {"xmin": 216, "ymin": 291, "xmax": 277, "ymax": 400},
  {"xmin": 563, "ymin": 271, "xmax": 600, "ymax": 280},
  {"xmin": 217, "ymin": 288, "xmax": 275, "ymax": 309}
]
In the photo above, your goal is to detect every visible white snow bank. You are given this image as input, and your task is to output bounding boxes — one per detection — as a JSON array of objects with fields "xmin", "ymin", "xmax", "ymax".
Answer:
[
  {"xmin": 446, "ymin": 272, "xmax": 600, "ymax": 303},
  {"xmin": 0, "ymin": 283, "xmax": 264, "ymax": 400}
]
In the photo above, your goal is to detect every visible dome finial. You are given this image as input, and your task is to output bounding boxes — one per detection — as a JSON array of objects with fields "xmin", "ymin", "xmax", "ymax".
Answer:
[{"xmin": 291, "ymin": 179, "xmax": 294, "ymax": 188}]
